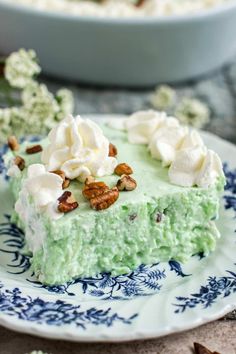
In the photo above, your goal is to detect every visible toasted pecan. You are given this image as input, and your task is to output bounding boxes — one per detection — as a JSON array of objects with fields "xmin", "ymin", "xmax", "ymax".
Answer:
[
  {"xmin": 109, "ymin": 143, "xmax": 118, "ymax": 157},
  {"xmin": 14, "ymin": 156, "xmax": 25, "ymax": 171},
  {"xmin": 51, "ymin": 170, "xmax": 70, "ymax": 189},
  {"xmin": 58, "ymin": 191, "xmax": 78, "ymax": 213},
  {"xmin": 83, "ymin": 181, "xmax": 109, "ymax": 200},
  {"xmin": 26, "ymin": 144, "xmax": 43, "ymax": 154},
  {"xmin": 8, "ymin": 136, "xmax": 19, "ymax": 151},
  {"xmin": 114, "ymin": 163, "xmax": 133, "ymax": 176},
  {"xmin": 116, "ymin": 175, "xmax": 137, "ymax": 191},
  {"xmin": 90, "ymin": 187, "xmax": 119, "ymax": 211}
]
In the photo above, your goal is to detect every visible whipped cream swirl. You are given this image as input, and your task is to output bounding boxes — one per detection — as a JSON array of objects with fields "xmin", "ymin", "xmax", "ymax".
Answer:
[
  {"xmin": 42, "ymin": 115, "xmax": 117, "ymax": 181},
  {"xmin": 15, "ymin": 164, "xmax": 64, "ymax": 222},
  {"xmin": 109, "ymin": 110, "xmax": 224, "ymax": 188},
  {"xmin": 168, "ymin": 147, "xmax": 224, "ymax": 188}
]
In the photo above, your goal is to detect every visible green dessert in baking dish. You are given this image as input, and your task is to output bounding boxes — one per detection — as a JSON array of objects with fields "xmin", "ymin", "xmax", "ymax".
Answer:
[{"xmin": 4, "ymin": 111, "xmax": 225, "ymax": 285}]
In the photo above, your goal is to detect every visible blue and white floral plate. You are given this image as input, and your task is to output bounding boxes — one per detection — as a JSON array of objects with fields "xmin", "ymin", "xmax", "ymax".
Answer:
[{"xmin": 0, "ymin": 116, "xmax": 235, "ymax": 342}]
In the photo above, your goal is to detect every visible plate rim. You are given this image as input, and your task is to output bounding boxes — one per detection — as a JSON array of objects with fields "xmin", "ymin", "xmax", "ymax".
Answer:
[{"xmin": 0, "ymin": 115, "xmax": 236, "ymax": 342}]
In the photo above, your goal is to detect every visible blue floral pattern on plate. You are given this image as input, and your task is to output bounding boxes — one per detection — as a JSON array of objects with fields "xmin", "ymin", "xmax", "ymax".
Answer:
[
  {"xmin": 0, "ymin": 128, "xmax": 235, "ymax": 340},
  {"xmin": 0, "ymin": 281, "xmax": 137, "ymax": 329},
  {"xmin": 0, "ymin": 214, "xmax": 189, "ymax": 299},
  {"xmin": 174, "ymin": 269, "xmax": 236, "ymax": 313}
]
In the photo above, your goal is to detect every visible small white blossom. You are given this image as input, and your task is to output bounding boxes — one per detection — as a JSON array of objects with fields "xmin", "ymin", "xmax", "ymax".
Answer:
[
  {"xmin": 22, "ymin": 82, "xmax": 60, "ymax": 133},
  {"xmin": 55, "ymin": 88, "xmax": 74, "ymax": 121},
  {"xmin": 5, "ymin": 49, "xmax": 41, "ymax": 89},
  {"xmin": 0, "ymin": 107, "xmax": 24, "ymax": 141},
  {"xmin": 175, "ymin": 98, "xmax": 210, "ymax": 128},
  {"xmin": 150, "ymin": 85, "xmax": 176, "ymax": 110}
]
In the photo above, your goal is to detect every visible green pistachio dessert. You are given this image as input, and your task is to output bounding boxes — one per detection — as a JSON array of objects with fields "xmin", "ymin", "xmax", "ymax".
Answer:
[{"xmin": 4, "ymin": 112, "xmax": 225, "ymax": 285}]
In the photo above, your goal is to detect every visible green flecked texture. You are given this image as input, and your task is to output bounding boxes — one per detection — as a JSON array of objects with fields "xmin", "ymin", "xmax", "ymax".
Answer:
[{"xmin": 6, "ymin": 125, "xmax": 225, "ymax": 285}]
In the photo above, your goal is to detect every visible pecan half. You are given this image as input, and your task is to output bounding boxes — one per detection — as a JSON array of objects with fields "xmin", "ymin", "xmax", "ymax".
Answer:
[
  {"xmin": 109, "ymin": 143, "xmax": 118, "ymax": 157},
  {"xmin": 194, "ymin": 343, "xmax": 220, "ymax": 354},
  {"xmin": 14, "ymin": 156, "xmax": 25, "ymax": 171},
  {"xmin": 114, "ymin": 163, "xmax": 133, "ymax": 176},
  {"xmin": 90, "ymin": 187, "xmax": 119, "ymax": 211},
  {"xmin": 26, "ymin": 144, "xmax": 43, "ymax": 154},
  {"xmin": 58, "ymin": 191, "xmax": 78, "ymax": 213},
  {"xmin": 83, "ymin": 181, "xmax": 109, "ymax": 200},
  {"xmin": 116, "ymin": 175, "xmax": 137, "ymax": 191},
  {"xmin": 8, "ymin": 136, "xmax": 19, "ymax": 151}
]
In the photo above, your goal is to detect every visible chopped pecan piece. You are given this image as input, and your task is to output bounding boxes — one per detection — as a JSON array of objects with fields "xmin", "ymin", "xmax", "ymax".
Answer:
[
  {"xmin": 109, "ymin": 143, "xmax": 118, "ymax": 157},
  {"xmin": 8, "ymin": 136, "xmax": 19, "ymax": 151},
  {"xmin": 135, "ymin": 0, "xmax": 146, "ymax": 6},
  {"xmin": 83, "ymin": 181, "xmax": 109, "ymax": 200},
  {"xmin": 51, "ymin": 169, "xmax": 66, "ymax": 180},
  {"xmin": 51, "ymin": 170, "xmax": 70, "ymax": 189},
  {"xmin": 114, "ymin": 163, "xmax": 133, "ymax": 176},
  {"xmin": 194, "ymin": 343, "xmax": 220, "ymax": 354},
  {"xmin": 14, "ymin": 156, "xmax": 25, "ymax": 171},
  {"xmin": 90, "ymin": 187, "xmax": 119, "ymax": 211},
  {"xmin": 117, "ymin": 175, "xmax": 137, "ymax": 191},
  {"xmin": 58, "ymin": 191, "xmax": 78, "ymax": 213},
  {"xmin": 26, "ymin": 144, "xmax": 43, "ymax": 154},
  {"xmin": 62, "ymin": 178, "xmax": 70, "ymax": 189}
]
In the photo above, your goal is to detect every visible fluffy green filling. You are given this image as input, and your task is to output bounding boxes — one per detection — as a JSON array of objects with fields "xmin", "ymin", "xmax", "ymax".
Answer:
[{"xmin": 7, "ymin": 125, "xmax": 225, "ymax": 285}]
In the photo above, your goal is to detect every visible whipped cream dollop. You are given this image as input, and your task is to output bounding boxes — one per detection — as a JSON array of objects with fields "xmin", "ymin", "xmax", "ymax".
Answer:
[
  {"xmin": 169, "ymin": 147, "xmax": 224, "ymax": 187},
  {"xmin": 15, "ymin": 164, "xmax": 64, "ymax": 222},
  {"xmin": 125, "ymin": 110, "xmax": 166, "ymax": 144},
  {"xmin": 109, "ymin": 110, "xmax": 224, "ymax": 188},
  {"xmin": 148, "ymin": 117, "xmax": 188, "ymax": 166},
  {"xmin": 42, "ymin": 115, "xmax": 117, "ymax": 181}
]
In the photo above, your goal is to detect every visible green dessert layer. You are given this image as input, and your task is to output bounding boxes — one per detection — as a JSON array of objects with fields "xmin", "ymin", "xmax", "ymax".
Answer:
[{"xmin": 6, "ymin": 125, "xmax": 225, "ymax": 285}]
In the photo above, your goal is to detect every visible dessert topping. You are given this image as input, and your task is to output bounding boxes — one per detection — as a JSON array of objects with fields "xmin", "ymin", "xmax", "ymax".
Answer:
[
  {"xmin": 15, "ymin": 164, "xmax": 64, "ymax": 222},
  {"xmin": 110, "ymin": 110, "xmax": 224, "ymax": 188},
  {"xmin": 8, "ymin": 136, "xmax": 19, "ymax": 151},
  {"xmin": 58, "ymin": 191, "xmax": 78, "ymax": 213},
  {"xmin": 14, "ymin": 156, "xmax": 25, "ymax": 171},
  {"xmin": 41, "ymin": 115, "xmax": 117, "ymax": 181},
  {"xmin": 51, "ymin": 170, "xmax": 70, "ymax": 189},
  {"xmin": 125, "ymin": 110, "xmax": 166, "ymax": 145},
  {"xmin": 168, "ymin": 147, "xmax": 224, "ymax": 188},
  {"xmin": 62, "ymin": 178, "xmax": 71, "ymax": 189},
  {"xmin": 90, "ymin": 187, "xmax": 119, "ymax": 211},
  {"xmin": 115, "ymin": 163, "xmax": 133, "ymax": 176},
  {"xmin": 117, "ymin": 175, "xmax": 137, "ymax": 191},
  {"xmin": 109, "ymin": 142, "xmax": 118, "ymax": 157},
  {"xmin": 26, "ymin": 144, "xmax": 43, "ymax": 154},
  {"xmin": 85, "ymin": 175, "xmax": 95, "ymax": 185},
  {"xmin": 83, "ymin": 181, "xmax": 109, "ymax": 200}
]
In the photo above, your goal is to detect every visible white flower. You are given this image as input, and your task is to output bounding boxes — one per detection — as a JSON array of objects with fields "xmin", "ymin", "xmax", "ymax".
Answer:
[
  {"xmin": 55, "ymin": 88, "xmax": 74, "ymax": 121},
  {"xmin": 150, "ymin": 85, "xmax": 176, "ymax": 110},
  {"xmin": 175, "ymin": 97, "xmax": 210, "ymax": 128},
  {"xmin": 0, "ymin": 107, "xmax": 25, "ymax": 142},
  {"xmin": 5, "ymin": 49, "xmax": 41, "ymax": 89},
  {"xmin": 22, "ymin": 82, "xmax": 60, "ymax": 133}
]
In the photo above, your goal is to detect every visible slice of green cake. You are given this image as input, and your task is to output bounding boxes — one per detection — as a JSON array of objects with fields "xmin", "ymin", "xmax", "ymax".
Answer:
[{"xmin": 4, "ymin": 113, "xmax": 225, "ymax": 285}]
